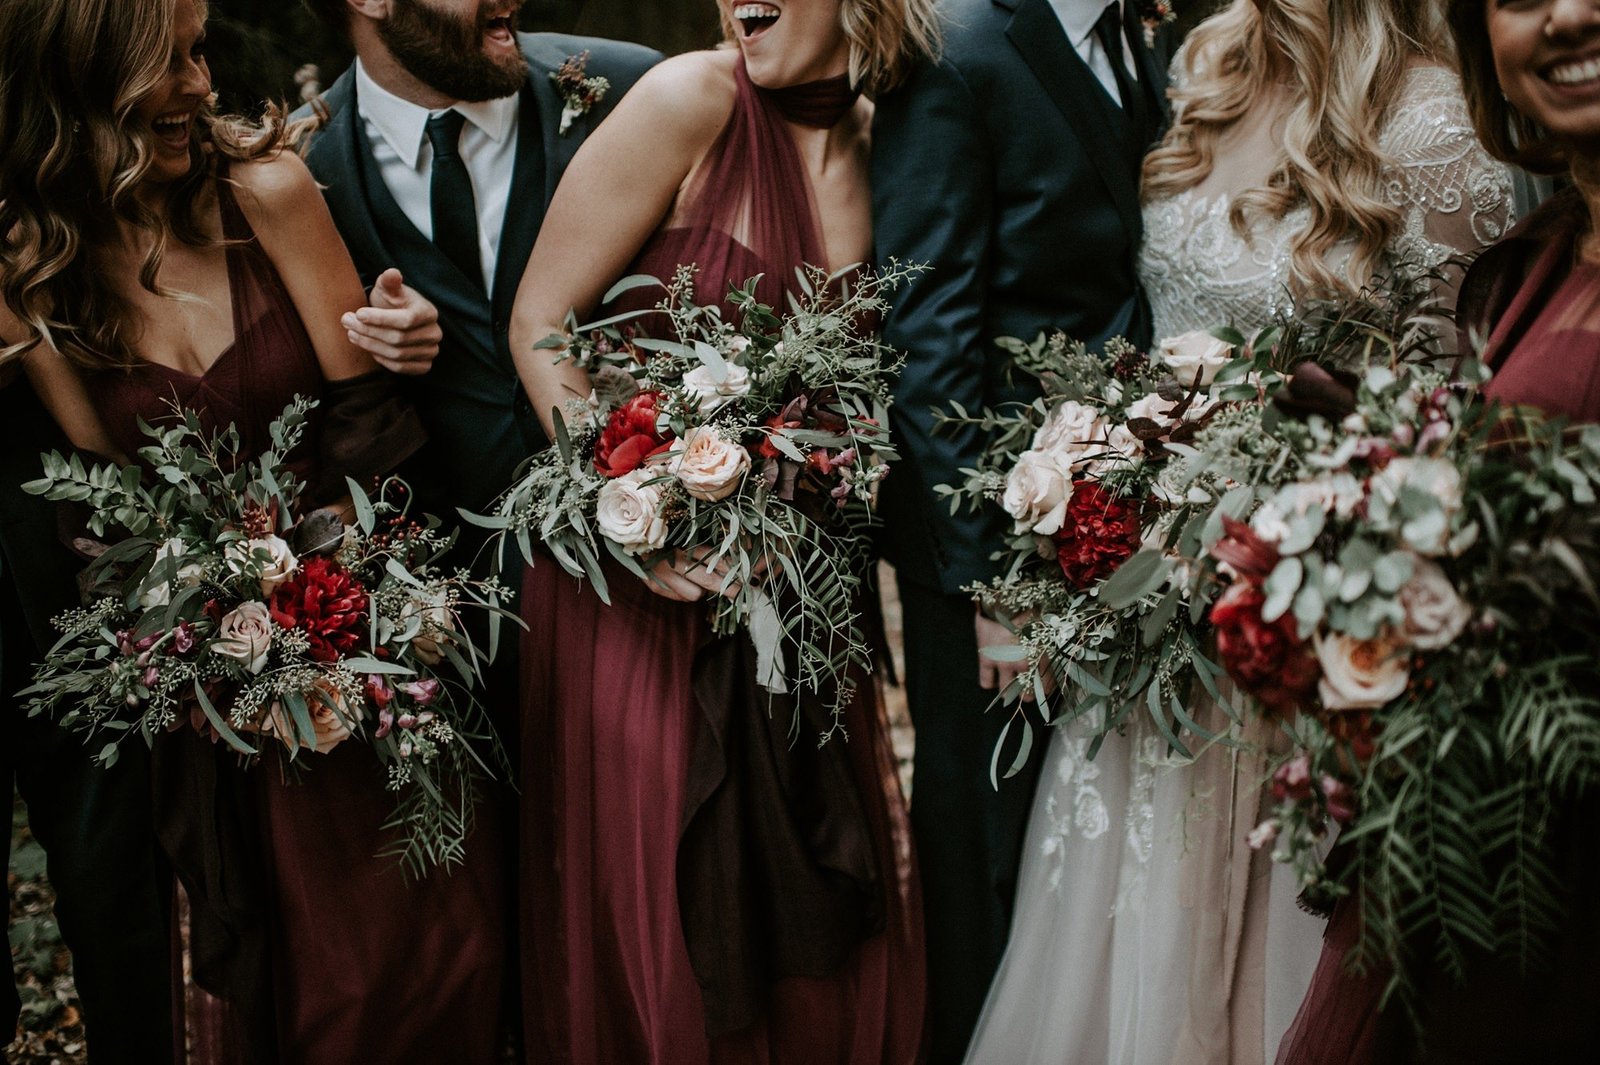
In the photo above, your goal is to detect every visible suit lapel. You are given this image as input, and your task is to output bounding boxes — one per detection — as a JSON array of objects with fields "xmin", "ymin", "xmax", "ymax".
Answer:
[
  {"xmin": 1125, "ymin": 0, "xmax": 1171, "ymax": 133},
  {"xmin": 1002, "ymin": 0, "xmax": 1142, "ymax": 241}
]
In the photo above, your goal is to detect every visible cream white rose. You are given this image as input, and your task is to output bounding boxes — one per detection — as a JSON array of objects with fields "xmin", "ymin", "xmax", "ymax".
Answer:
[
  {"xmin": 1032, "ymin": 400, "xmax": 1108, "ymax": 469},
  {"xmin": 1289, "ymin": 473, "xmax": 1365, "ymax": 520},
  {"xmin": 671, "ymin": 427, "xmax": 750, "ymax": 502},
  {"xmin": 225, "ymin": 534, "xmax": 299, "ymax": 596},
  {"xmin": 681, "ymin": 363, "xmax": 753, "ymax": 415},
  {"xmin": 213, "ymin": 601, "xmax": 273, "ymax": 674},
  {"xmin": 1002, "ymin": 450, "xmax": 1074, "ymax": 535},
  {"xmin": 140, "ymin": 537, "xmax": 205, "ymax": 610},
  {"xmin": 1369, "ymin": 457, "xmax": 1463, "ymax": 555},
  {"xmin": 596, "ymin": 468, "xmax": 670, "ymax": 555},
  {"xmin": 1399, "ymin": 557, "xmax": 1471, "ymax": 651},
  {"xmin": 1158, "ymin": 331, "xmax": 1233, "ymax": 388},
  {"xmin": 1090, "ymin": 422, "xmax": 1143, "ymax": 475},
  {"xmin": 1315, "ymin": 630, "xmax": 1411, "ymax": 711}
]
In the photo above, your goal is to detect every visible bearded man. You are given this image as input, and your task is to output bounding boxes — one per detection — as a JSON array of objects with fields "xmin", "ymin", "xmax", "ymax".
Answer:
[{"xmin": 298, "ymin": 0, "xmax": 660, "ymax": 525}]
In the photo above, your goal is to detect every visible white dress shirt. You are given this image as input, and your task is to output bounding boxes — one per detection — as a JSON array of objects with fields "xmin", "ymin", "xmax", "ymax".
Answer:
[
  {"xmin": 1049, "ymin": 0, "xmax": 1140, "ymax": 106},
  {"xmin": 354, "ymin": 60, "xmax": 520, "ymax": 288}
]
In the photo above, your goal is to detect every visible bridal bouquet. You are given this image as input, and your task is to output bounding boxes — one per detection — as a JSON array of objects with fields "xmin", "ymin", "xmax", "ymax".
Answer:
[
  {"xmin": 1190, "ymin": 353, "xmax": 1600, "ymax": 999},
  {"xmin": 480, "ymin": 264, "xmax": 914, "ymax": 730},
  {"xmin": 936, "ymin": 328, "xmax": 1260, "ymax": 779},
  {"xmin": 21, "ymin": 398, "xmax": 505, "ymax": 874}
]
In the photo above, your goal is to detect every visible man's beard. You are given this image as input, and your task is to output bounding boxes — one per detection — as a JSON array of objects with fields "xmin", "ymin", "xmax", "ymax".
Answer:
[{"xmin": 379, "ymin": 0, "xmax": 528, "ymax": 102}]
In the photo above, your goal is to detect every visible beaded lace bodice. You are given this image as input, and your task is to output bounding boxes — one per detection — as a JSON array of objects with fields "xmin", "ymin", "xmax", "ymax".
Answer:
[{"xmin": 1139, "ymin": 67, "xmax": 1515, "ymax": 337}]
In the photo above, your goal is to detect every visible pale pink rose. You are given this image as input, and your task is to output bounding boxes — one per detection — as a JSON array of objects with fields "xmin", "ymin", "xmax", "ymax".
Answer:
[
  {"xmin": 1315, "ymin": 630, "xmax": 1411, "ymax": 711},
  {"xmin": 225, "ymin": 534, "xmax": 299, "ymax": 596},
  {"xmin": 212, "ymin": 601, "xmax": 273, "ymax": 674},
  {"xmin": 1002, "ymin": 450, "xmax": 1074, "ymax": 535},
  {"xmin": 1247, "ymin": 820, "xmax": 1280, "ymax": 851},
  {"xmin": 1157, "ymin": 331, "xmax": 1233, "ymax": 387},
  {"xmin": 1369, "ymin": 457, "xmax": 1463, "ymax": 555},
  {"xmin": 261, "ymin": 680, "xmax": 360, "ymax": 754},
  {"xmin": 596, "ymin": 468, "xmax": 669, "ymax": 555},
  {"xmin": 1399, "ymin": 557, "xmax": 1471, "ymax": 651},
  {"xmin": 671, "ymin": 427, "xmax": 751, "ymax": 502}
]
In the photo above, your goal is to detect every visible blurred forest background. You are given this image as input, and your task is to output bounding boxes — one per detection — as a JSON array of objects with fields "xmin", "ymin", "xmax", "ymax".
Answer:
[{"xmin": 210, "ymin": 0, "xmax": 1215, "ymax": 112}]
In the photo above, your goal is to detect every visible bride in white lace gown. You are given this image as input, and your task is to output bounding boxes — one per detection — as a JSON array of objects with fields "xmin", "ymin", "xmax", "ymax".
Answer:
[{"xmin": 962, "ymin": 3, "xmax": 1514, "ymax": 1064}]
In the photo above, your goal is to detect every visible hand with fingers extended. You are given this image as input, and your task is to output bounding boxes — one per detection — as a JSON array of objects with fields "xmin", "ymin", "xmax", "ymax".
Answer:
[
  {"xmin": 975, "ymin": 606, "xmax": 1054, "ymax": 704},
  {"xmin": 342, "ymin": 268, "xmax": 445, "ymax": 375}
]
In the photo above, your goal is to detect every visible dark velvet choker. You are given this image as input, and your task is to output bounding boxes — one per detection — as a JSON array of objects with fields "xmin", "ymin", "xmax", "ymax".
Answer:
[{"xmin": 764, "ymin": 74, "xmax": 860, "ymax": 129}]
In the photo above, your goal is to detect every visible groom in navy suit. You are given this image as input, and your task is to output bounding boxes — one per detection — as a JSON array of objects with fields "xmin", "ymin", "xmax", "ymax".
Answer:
[{"xmin": 872, "ymin": 0, "xmax": 1168, "ymax": 1059}]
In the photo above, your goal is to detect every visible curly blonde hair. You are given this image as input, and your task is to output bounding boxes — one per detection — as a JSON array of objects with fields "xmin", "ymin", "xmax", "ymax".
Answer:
[
  {"xmin": 1142, "ymin": 0, "xmax": 1448, "ymax": 300},
  {"xmin": 718, "ymin": 0, "xmax": 942, "ymax": 95},
  {"xmin": 0, "ymin": 0, "xmax": 290, "ymax": 371}
]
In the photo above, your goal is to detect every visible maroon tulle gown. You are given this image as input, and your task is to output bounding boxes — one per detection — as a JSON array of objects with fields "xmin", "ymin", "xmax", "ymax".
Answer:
[
  {"xmin": 86, "ymin": 172, "xmax": 506, "ymax": 1065},
  {"xmin": 518, "ymin": 56, "xmax": 925, "ymax": 1064},
  {"xmin": 1276, "ymin": 191, "xmax": 1600, "ymax": 1064}
]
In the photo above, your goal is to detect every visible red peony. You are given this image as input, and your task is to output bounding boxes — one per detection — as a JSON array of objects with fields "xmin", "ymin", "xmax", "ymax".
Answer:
[
  {"xmin": 269, "ymin": 557, "xmax": 369, "ymax": 663},
  {"xmin": 1209, "ymin": 581, "xmax": 1319, "ymax": 717},
  {"xmin": 1053, "ymin": 482, "xmax": 1142, "ymax": 589},
  {"xmin": 594, "ymin": 391, "xmax": 671, "ymax": 478}
]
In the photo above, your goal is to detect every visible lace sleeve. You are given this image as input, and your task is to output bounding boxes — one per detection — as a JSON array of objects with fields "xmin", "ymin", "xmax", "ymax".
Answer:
[{"xmin": 1380, "ymin": 67, "xmax": 1516, "ymax": 285}]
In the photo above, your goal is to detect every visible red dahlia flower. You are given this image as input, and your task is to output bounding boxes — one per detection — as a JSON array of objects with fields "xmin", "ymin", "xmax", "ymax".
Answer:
[
  {"xmin": 1209, "ymin": 581, "xmax": 1319, "ymax": 717},
  {"xmin": 1053, "ymin": 482, "xmax": 1142, "ymax": 589},
  {"xmin": 269, "ymin": 557, "xmax": 369, "ymax": 663},
  {"xmin": 594, "ymin": 391, "xmax": 671, "ymax": 478}
]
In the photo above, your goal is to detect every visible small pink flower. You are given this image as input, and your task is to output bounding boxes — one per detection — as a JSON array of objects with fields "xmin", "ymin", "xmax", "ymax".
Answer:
[
  {"xmin": 142, "ymin": 666, "xmax": 160, "ymax": 688},
  {"xmin": 173, "ymin": 623, "xmax": 196, "ymax": 655},
  {"xmin": 1272, "ymin": 755, "xmax": 1313, "ymax": 803},
  {"xmin": 1321, "ymin": 774, "xmax": 1358, "ymax": 824},
  {"xmin": 396, "ymin": 678, "xmax": 442, "ymax": 706}
]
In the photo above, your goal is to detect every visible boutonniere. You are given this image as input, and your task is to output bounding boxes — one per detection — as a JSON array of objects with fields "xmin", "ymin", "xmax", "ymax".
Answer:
[
  {"xmin": 550, "ymin": 51, "xmax": 610, "ymax": 136},
  {"xmin": 1138, "ymin": 1, "xmax": 1177, "ymax": 47}
]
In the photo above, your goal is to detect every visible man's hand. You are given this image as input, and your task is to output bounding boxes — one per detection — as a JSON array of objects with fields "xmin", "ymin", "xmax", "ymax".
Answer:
[
  {"xmin": 975, "ymin": 607, "xmax": 1045, "ymax": 703},
  {"xmin": 342, "ymin": 268, "xmax": 444, "ymax": 375}
]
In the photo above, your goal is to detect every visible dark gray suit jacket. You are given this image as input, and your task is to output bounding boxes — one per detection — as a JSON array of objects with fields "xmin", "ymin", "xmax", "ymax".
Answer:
[
  {"xmin": 873, "ymin": 0, "xmax": 1168, "ymax": 595},
  {"xmin": 297, "ymin": 33, "xmax": 661, "ymax": 517}
]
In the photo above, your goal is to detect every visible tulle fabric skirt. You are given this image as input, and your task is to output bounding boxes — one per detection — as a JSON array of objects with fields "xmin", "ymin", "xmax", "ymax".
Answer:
[
  {"xmin": 518, "ymin": 557, "xmax": 924, "ymax": 1064},
  {"xmin": 254, "ymin": 743, "xmax": 507, "ymax": 1063}
]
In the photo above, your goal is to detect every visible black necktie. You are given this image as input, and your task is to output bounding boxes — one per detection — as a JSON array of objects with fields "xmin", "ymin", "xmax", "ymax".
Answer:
[
  {"xmin": 1093, "ymin": 2, "xmax": 1149, "ymax": 151},
  {"xmin": 425, "ymin": 110, "xmax": 484, "ymax": 289}
]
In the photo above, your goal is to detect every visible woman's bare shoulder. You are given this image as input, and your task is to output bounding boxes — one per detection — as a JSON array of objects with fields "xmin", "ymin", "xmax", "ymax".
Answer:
[
  {"xmin": 225, "ymin": 149, "xmax": 322, "ymax": 224},
  {"xmin": 611, "ymin": 49, "xmax": 740, "ymax": 146}
]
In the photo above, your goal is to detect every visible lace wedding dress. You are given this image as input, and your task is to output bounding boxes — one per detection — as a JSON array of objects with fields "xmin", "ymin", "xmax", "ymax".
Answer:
[{"xmin": 962, "ymin": 66, "xmax": 1513, "ymax": 1065}]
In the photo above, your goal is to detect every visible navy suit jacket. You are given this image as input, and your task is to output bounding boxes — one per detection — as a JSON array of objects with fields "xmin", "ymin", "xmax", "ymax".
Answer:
[
  {"xmin": 873, "ymin": 0, "xmax": 1168, "ymax": 595},
  {"xmin": 298, "ymin": 34, "xmax": 661, "ymax": 518}
]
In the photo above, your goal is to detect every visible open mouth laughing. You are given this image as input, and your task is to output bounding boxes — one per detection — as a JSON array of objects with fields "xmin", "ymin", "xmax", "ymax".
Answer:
[
  {"xmin": 733, "ymin": 2, "xmax": 781, "ymax": 41},
  {"xmin": 484, "ymin": 6, "xmax": 516, "ymax": 47},
  {"xmin": 150, "ymin": 110, "xmax": 194, "ymax": 153},
  {"xmin": 1547, "ymin": 52, "xmax": 1600, "ymax": 91}
]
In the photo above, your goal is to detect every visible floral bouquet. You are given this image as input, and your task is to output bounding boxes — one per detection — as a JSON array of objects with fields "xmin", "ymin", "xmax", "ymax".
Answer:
[
  {"xmin": 477, "ymin": 264, "xmax": 915, "ymax": 731},
  {"xmin": 1187, "ymin": 350, "xmax": 1600, "ymax": 1002},
  {"xmin": 21, "ymin": 398, "xmax": 506, "ymax": 875},
  {"xmin": 936, "ymin": 328, "xmax": 1258, "ymax": 780}
]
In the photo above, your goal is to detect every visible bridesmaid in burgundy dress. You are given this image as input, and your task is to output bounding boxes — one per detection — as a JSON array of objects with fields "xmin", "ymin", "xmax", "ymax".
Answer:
[
  {"xmin": 5, "ymin": 1, "xmax": 504, "ymax": 1061},
  {"xmin": 1277, "ymin": 1, "xmax": 1600, "ymax": 1062},
  {"xmin": 506, "ymin": 2, "xmax": 939, "ymax": 1062}
]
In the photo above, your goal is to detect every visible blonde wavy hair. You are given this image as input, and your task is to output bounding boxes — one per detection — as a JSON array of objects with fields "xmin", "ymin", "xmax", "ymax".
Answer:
[
  {"xmin": 718, "ymin": 0, "xmax": 942, "ymax": 95},
  {"xmin": 1142, "ymin": 0, "xmax": 1448, "ymax": 300},
  {"xmin": 0, "ymin": 0, "xmax": 290, "ymax": 371}
]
